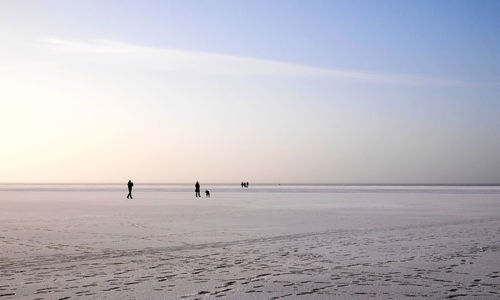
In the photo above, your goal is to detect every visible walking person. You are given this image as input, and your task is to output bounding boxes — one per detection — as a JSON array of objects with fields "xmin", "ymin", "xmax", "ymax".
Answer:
[
  {"xmin": 195, "ymin": 181, "xmax": 201, "ymax": 197},
  {"xmin": 127, "ymin": 180, "xmax": 134, "ymax": 199}
]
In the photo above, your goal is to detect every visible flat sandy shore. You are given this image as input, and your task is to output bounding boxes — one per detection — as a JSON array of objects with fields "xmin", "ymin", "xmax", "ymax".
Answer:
[{"xmin": 0, "ymin": 185, "xmax": 499, "ymax": 299}]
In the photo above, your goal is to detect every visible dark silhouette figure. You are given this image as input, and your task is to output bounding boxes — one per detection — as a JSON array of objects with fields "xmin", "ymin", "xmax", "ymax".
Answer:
[
  {"xmin": 195, "ymin": 181, "xmax": 201, "ymax": 197},
  {"xmin": 205, "ymin": 190, "xmax": 210, "ymax": 197},
  {"xmin": 241, "ymin": 182, "xmax": 244, "ymax": 188},
  {"xmin": 127, "ymin": 180, "xmax": 134, "ymax": 199},
  {"xmin": 246, "ymin": 182, "xmax": 249, "ymax": 188}
]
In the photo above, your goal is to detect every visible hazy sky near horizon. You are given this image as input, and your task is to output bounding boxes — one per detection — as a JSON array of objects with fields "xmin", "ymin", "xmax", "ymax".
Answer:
[{"xmin": 1, "ymin": 0, "xmax": 499, "ymax": 183}]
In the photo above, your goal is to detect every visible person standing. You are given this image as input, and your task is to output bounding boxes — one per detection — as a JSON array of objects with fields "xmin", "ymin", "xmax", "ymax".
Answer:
[
  {"xmin": 195, "ymin": 181, "xmax": 201, "ymax": 197},
  {"xmin": 127, "ymin": 180, "xmax": 134, "ymax": 199}
]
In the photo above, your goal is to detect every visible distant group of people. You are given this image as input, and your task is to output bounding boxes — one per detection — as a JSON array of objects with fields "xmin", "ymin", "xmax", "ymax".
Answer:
[{"xmin": 126, "ymin": 180, "xmax": 250, "ymax": 198}]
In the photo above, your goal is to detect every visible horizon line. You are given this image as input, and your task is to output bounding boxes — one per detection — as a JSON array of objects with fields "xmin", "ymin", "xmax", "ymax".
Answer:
[{"xmin": 1, "ymin": 182, "xmax": 499, "ymax": 186}]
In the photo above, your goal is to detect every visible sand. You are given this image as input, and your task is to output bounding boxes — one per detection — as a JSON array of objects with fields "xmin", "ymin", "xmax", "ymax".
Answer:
[{"xmin": 0, "ymin": 184, "xmax": 499, "ymax": 299}]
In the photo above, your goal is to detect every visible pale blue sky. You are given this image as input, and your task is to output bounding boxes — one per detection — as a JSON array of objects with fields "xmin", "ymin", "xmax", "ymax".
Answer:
[
  {"xmin": 0, "ymin": 0, "xmax": 499, "ymax": 183},
  {"xmin": 4, "ymin": 0, "xmax": 500, "ymax": 79}
]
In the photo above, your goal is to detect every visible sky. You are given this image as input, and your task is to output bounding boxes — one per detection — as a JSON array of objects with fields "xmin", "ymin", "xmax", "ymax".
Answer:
[{"xmin": 0, "ymin": 0, "xmax": 499, "ymax": 184}]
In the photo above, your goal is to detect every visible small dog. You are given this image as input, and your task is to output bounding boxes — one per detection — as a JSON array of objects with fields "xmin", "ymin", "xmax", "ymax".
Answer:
[{"xmin": 205, "ymin": 190, "xmax": 210, "ymax": 197}]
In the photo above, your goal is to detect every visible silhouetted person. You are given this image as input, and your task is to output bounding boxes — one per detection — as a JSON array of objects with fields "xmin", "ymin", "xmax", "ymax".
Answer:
[
  {"xmin": 241, "ymin": 182, "xmax": 244, "ymax": 188},
  {"xmin": 127, "ymin": 180, "xmax": 134, "ymax": 199},
  {"xmin": 195, "ymin": 181, "xmax": 201, "ymax": 197},
  {"xmin": 205, "ymin": 190, "xmax": 210, "ymax": 197},
  {"xmin": 246, "ymin": 182, "xmax": 249, "ymax": 188}
]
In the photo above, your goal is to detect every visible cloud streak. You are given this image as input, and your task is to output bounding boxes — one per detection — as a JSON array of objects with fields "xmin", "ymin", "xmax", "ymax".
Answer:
[{"xmin": 42, "ymin": 37, "xmax": 471, "ymax": 86}]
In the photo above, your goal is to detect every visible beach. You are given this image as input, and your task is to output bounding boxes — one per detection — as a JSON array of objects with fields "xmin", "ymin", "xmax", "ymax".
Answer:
[{"xmin": 0, "ymin": 184, "xmax": 499, "ymax": 299}]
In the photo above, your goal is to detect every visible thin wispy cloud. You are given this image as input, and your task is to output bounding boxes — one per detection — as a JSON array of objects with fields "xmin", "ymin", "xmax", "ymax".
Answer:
[{"xmin": 42, "ymin": 37, "xmax": 470, "ymax": 86}]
